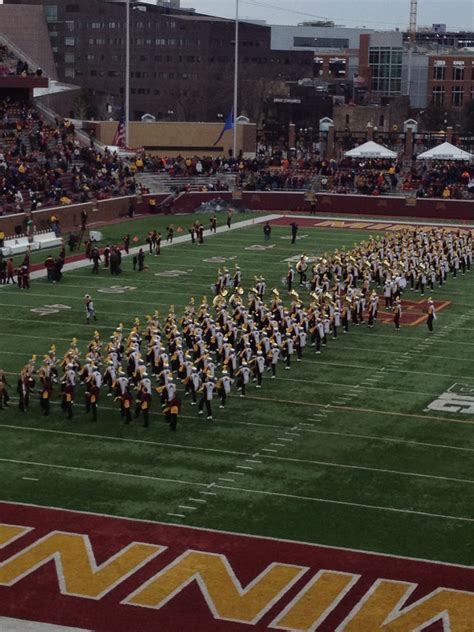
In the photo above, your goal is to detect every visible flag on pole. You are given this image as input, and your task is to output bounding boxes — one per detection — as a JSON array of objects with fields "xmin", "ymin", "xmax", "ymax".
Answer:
[
  {"xmin": 112, "ymin": 114, "xmax": 126, "ymax": 148},
  {"xmin": 213, "ymin": 108, "xmax": 234, "ymax": 146}
]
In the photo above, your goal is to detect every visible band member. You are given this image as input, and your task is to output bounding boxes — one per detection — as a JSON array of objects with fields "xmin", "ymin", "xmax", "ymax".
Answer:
[
  {"xmin": 0, "ymin": 370, "xmax": 9, "ymax": 409},
  {"xmin": 296, "ymin": 255, "xmax": 308, "ymax": 286},
  {"xmin": 85, "ymin": 295, "xmax": 97, "ymax": 324},
  {"xmin": 198, "ymin": 374, "xmax": 215, "ymax": 419},
  {"xmin": 85, "ymin": 384, "xmax": 100, "ymax": 421},
  {"xmin": 393, "ymin": 297, "xmax": 402, "ymax": 331},
  {"xmin": 17, "ymin": 369, "xmax": 34, "ymax": 412},
  {"xmin": 216, "ymin": 369, "xmax": 233, "ymax": 408},
  {"xmin": 62, "ymin": 382, "xmax": 74, "ymax": 419},
  {"xmin": 236, "ymin": 361, "xmax": 251, "ymax": 396},
  {"xmin": 427, "ymin": 298, "xmax": 436, "ymax": 332},
  {"xmin": 251, "ymin": 350, "xmax": 265, "ymax": 388},
  {"xmin": 163, "ymin": 394, "xmax": 180, "ymax": 431},
  {"xmin": 39, "ymin": 376, "xmax": 52, "ymax": 416},
  {"xmin": 287, "ymin": 264, "xmax": 295, "ymax": 292}
]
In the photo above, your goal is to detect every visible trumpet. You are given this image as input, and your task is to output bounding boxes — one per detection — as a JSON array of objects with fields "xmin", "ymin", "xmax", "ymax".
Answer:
[
  {"xmin": 237, "ymin": 286, "xmax": 244, "ymax": 295},
  {"xmin": 272, "ymin": 288, "xmax": 280, "ymax": 298}
]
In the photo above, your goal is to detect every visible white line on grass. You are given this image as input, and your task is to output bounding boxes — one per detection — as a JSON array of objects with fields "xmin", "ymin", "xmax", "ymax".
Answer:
[
  {"xmin": 0, "ymin": 456, "xmax": 207, "ymax": 488},
  {"xmin": 261, "ymin": 454, "xmax": 474, "ymax": 486},
  {"xmin": 213, "ymin": 484, "xmax": 474, "ymax": 524}
]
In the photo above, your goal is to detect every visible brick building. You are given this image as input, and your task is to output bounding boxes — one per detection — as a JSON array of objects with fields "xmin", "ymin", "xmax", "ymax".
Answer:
[
  {"xmin": 2, "ymin": 0, "xmax": 314, "ymax": 122},
  {"xmin": 427, "ymin": 53, "xmax": 474, "ymax": 111}
]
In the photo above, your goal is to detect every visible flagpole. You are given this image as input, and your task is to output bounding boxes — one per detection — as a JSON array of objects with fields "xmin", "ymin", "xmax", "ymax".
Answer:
[
  {"xmin": 125, "ymin": 0, "xmax": 130, "ymax": 148},
  {"xmin": 232, "ymin": 0, "xmax": 239, "ymax": 159}
]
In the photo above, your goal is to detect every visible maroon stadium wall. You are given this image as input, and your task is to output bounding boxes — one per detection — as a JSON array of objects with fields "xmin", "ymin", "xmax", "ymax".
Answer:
[{"xmin": 0, "ymin": 192, "xmax": 472, "ymax": 237}]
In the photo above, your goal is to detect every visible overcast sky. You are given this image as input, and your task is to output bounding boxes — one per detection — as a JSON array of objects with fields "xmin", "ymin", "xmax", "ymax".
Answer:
[{"xmin": 181, "ymin": 0, "xmax": 474, "ymax": 31}]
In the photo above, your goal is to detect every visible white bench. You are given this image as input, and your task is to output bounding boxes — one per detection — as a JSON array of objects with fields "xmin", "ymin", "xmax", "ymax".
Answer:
[
  {"xmin": 0, "ymin": 232, "xmax": 62, "ymax": 256},
  {"xmin": 1, "ymin": 237, "xmax": 39, "ymax": 256},
  {"xmin": 35, "ymin": 232, "xmax": 63, "ymax": 250}
]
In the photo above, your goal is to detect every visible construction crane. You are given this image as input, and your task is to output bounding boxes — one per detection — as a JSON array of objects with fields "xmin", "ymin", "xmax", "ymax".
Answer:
[{"xmin": 406, "ymin": 0, "xmax": 418, "ymax": 97}]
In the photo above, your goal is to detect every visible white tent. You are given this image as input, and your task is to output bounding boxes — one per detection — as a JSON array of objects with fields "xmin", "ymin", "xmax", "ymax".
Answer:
[
  {"xmin": 416, "ymin": 142, "xmax": 473, "ymax": 161},
  {"xmin": 344, "ymin": 141, "xmax": 398, "ymax": 159}
]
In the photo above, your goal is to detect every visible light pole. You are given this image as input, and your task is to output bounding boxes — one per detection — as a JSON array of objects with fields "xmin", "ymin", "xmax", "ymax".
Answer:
[
  {"xmin": 233, "ymin": 0, "xmax": 239, "ymax": 159},
  {"xmin": 125, "ymin": 0, "xmax": 130, "ymax": 147}
]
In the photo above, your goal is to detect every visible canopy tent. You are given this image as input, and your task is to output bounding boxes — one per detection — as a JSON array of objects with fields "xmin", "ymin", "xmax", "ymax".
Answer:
[
  {"xmin": 416, "ymin": 142, "xmax": 473, "ymax": 161},
  {"xmin": 344, "ymin": 141, "xmax": 398, "ymax": 159}
]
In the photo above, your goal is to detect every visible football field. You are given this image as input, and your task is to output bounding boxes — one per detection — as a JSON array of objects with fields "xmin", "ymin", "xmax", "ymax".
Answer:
[{"xmin": 0, "ymin": 212, "xmax": 473, "ymax": 630}]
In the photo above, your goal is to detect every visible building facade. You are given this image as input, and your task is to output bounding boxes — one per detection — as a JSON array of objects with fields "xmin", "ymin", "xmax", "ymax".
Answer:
[{"xmin": 3, "ymin": 0, "xmax": 314, "ymax": 122}]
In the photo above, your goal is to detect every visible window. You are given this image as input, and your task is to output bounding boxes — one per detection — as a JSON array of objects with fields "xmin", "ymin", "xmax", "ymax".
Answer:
[
  {"xmin": 86, "ymin": 54, "xmax": 95, "ymax": 61},
  {"xmin": 64, "ymin": 68, "xmax": 75, "ymax": 78},
  {"xmin": 432, "ymin": 86, "xmax": 445, "ymax": 105},
  {"xmin": 433, "ymin": 64, "xmax": 445, "ymax": 80},
  {"xmin": 452, "ymin": 64, "xmax": 464, "ymax": 81},
  {"xmin": 64, "ymin": 52, "xmax": 75, "ymax": 63},
  {"xmin": 294, "ymin": 36, "xmax": 349, "ymax": 48},
  {"xmin": 45, "ymin": 5, "xmax": 58, "ymax": 22},
  {"xmin": 91, "ymin": 22, "xmax": 101, "ymax": 29},
  {"xmin": 452, "ymin": 85, "xmax": 464, "ymax": 106},
  {"xmin": 66, "ymin": 21, "xmax": 75, "ymax": 31},
  {"xmin": 369, "ymin": 46, "xmax": 403, "ymax": 95},
  {"xmin": 65, "ymin": 37, "xmax": 76, "ymax": 46}
]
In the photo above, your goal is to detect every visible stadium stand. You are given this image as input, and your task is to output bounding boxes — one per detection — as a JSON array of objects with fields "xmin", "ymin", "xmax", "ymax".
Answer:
[{"xmin": 0, "ymin": 98, "xmax": 137, "ymax": 217}]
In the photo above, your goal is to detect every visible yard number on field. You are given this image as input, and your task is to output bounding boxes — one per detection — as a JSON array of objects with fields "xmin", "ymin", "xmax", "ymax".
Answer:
[
  {"xmin": 31, "ymin": 304, "xmax": 72, "ymax": 317},
  {"xmin": 97, "ymin": 286, "xmax": 137, "ymax": 294},
  {"xmin": 426, "ymin": 383, "xmax": 474, "ymax": 415}
]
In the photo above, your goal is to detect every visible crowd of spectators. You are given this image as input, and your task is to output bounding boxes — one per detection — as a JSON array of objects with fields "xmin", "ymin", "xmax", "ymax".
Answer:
[
  {"xmin": 141, "ymin": 151, "xmax": 473, "ymax": 197},
  {"xmin": 0, "ymin": 98, "xmax": 137, "ymax": 216},
  {"xmin": 0, "ymin": 45, "xmax": 42, "ymax": 77},
  {"xmin": 402, "ymin": 161, "xmax": 474, "ymax": 200}
]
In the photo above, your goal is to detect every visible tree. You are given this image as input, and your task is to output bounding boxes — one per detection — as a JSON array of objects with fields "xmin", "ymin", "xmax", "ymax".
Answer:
[
  {"xmin": 239, "ymin": 79, "xmax": 287, "ymax": 126},
  {"xmin": 72, "ymin": 88, "xmax": 99, "ymax": 120}
]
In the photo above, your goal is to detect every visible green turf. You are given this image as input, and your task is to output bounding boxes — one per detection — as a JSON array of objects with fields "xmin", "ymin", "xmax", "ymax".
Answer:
[{"xmin": 0, "ymin": 217, "xmax": 473, "ymax": 566}]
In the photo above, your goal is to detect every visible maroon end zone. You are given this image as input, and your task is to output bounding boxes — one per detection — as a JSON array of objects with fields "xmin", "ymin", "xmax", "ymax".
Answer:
[
  {"xmin": 0, "ymin": 502, "xmax": 472, "ymax": 631},
  {"xmin": 269, "ymin": 217, "xmax": 474, "ymax": 233}
]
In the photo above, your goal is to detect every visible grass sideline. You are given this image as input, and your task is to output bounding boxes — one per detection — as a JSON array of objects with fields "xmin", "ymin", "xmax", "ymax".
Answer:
[{"xmin": 0, "ymin": 216, "xmax": 473, "ymax": 567}]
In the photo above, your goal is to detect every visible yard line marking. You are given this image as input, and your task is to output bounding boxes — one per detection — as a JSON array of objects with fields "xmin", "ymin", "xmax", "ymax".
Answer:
[
  {"xmin": 278, "ymin": 438, "xmax": 294, "ymax": 442},
  {"xmin": 167, "ymin": 513, "xmax": 185, "ymax": 518},
  {"xmin": 228, "ymin": 471, "xmax": 245, "ymax": 476},
  {"xmin": 0, "ymin": 456, "xmax": 207, "ymax": 487},
  {"xmin": 188, "ymin": 498, "xmax": 206, "ymax": 503},
  {"xmin": 218, "ymin": 477, "xmax": 235, "ymax": 482},
  {"xmin": 0, "ymin": 423, "xmax": 252, "ymax": 458},
  {"xmin": 214, "ymin": 484, "xmax": 474, "ymax": 524},
  {"xmin": 261, "ymin": 454, "xmax": 474, "ymax": 486},
  {"xmin": 178, "ymin": 505, "xmax": 197, "ymax": 511},
  {"xmin": 246, "ymin": 395, "xmax": 474, "ymax": 425},
  {"xmin": 245, "ymin": 459, "xmax": 262, "ymax": 464},
  {"xmin": 303, "ymin": 428, "xmax": 474, "ymax": 453},
  {"xmin": 22, "ymin": 477, "xmax": 39, "ymax": 482},
  {"xmin": 200, "ymin": 491, "xmax": 217, "ymax": 496},
  {"xmin": 270, "ymin": 443, "xmax": 285, "ymax": 447},
  {"xmin": 236, "ymin": 465, "xmax": 253, "ymax": 470},
  {"xmin": 261, "ymin": 448, "xmax": 277, "ymax": 452}
]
